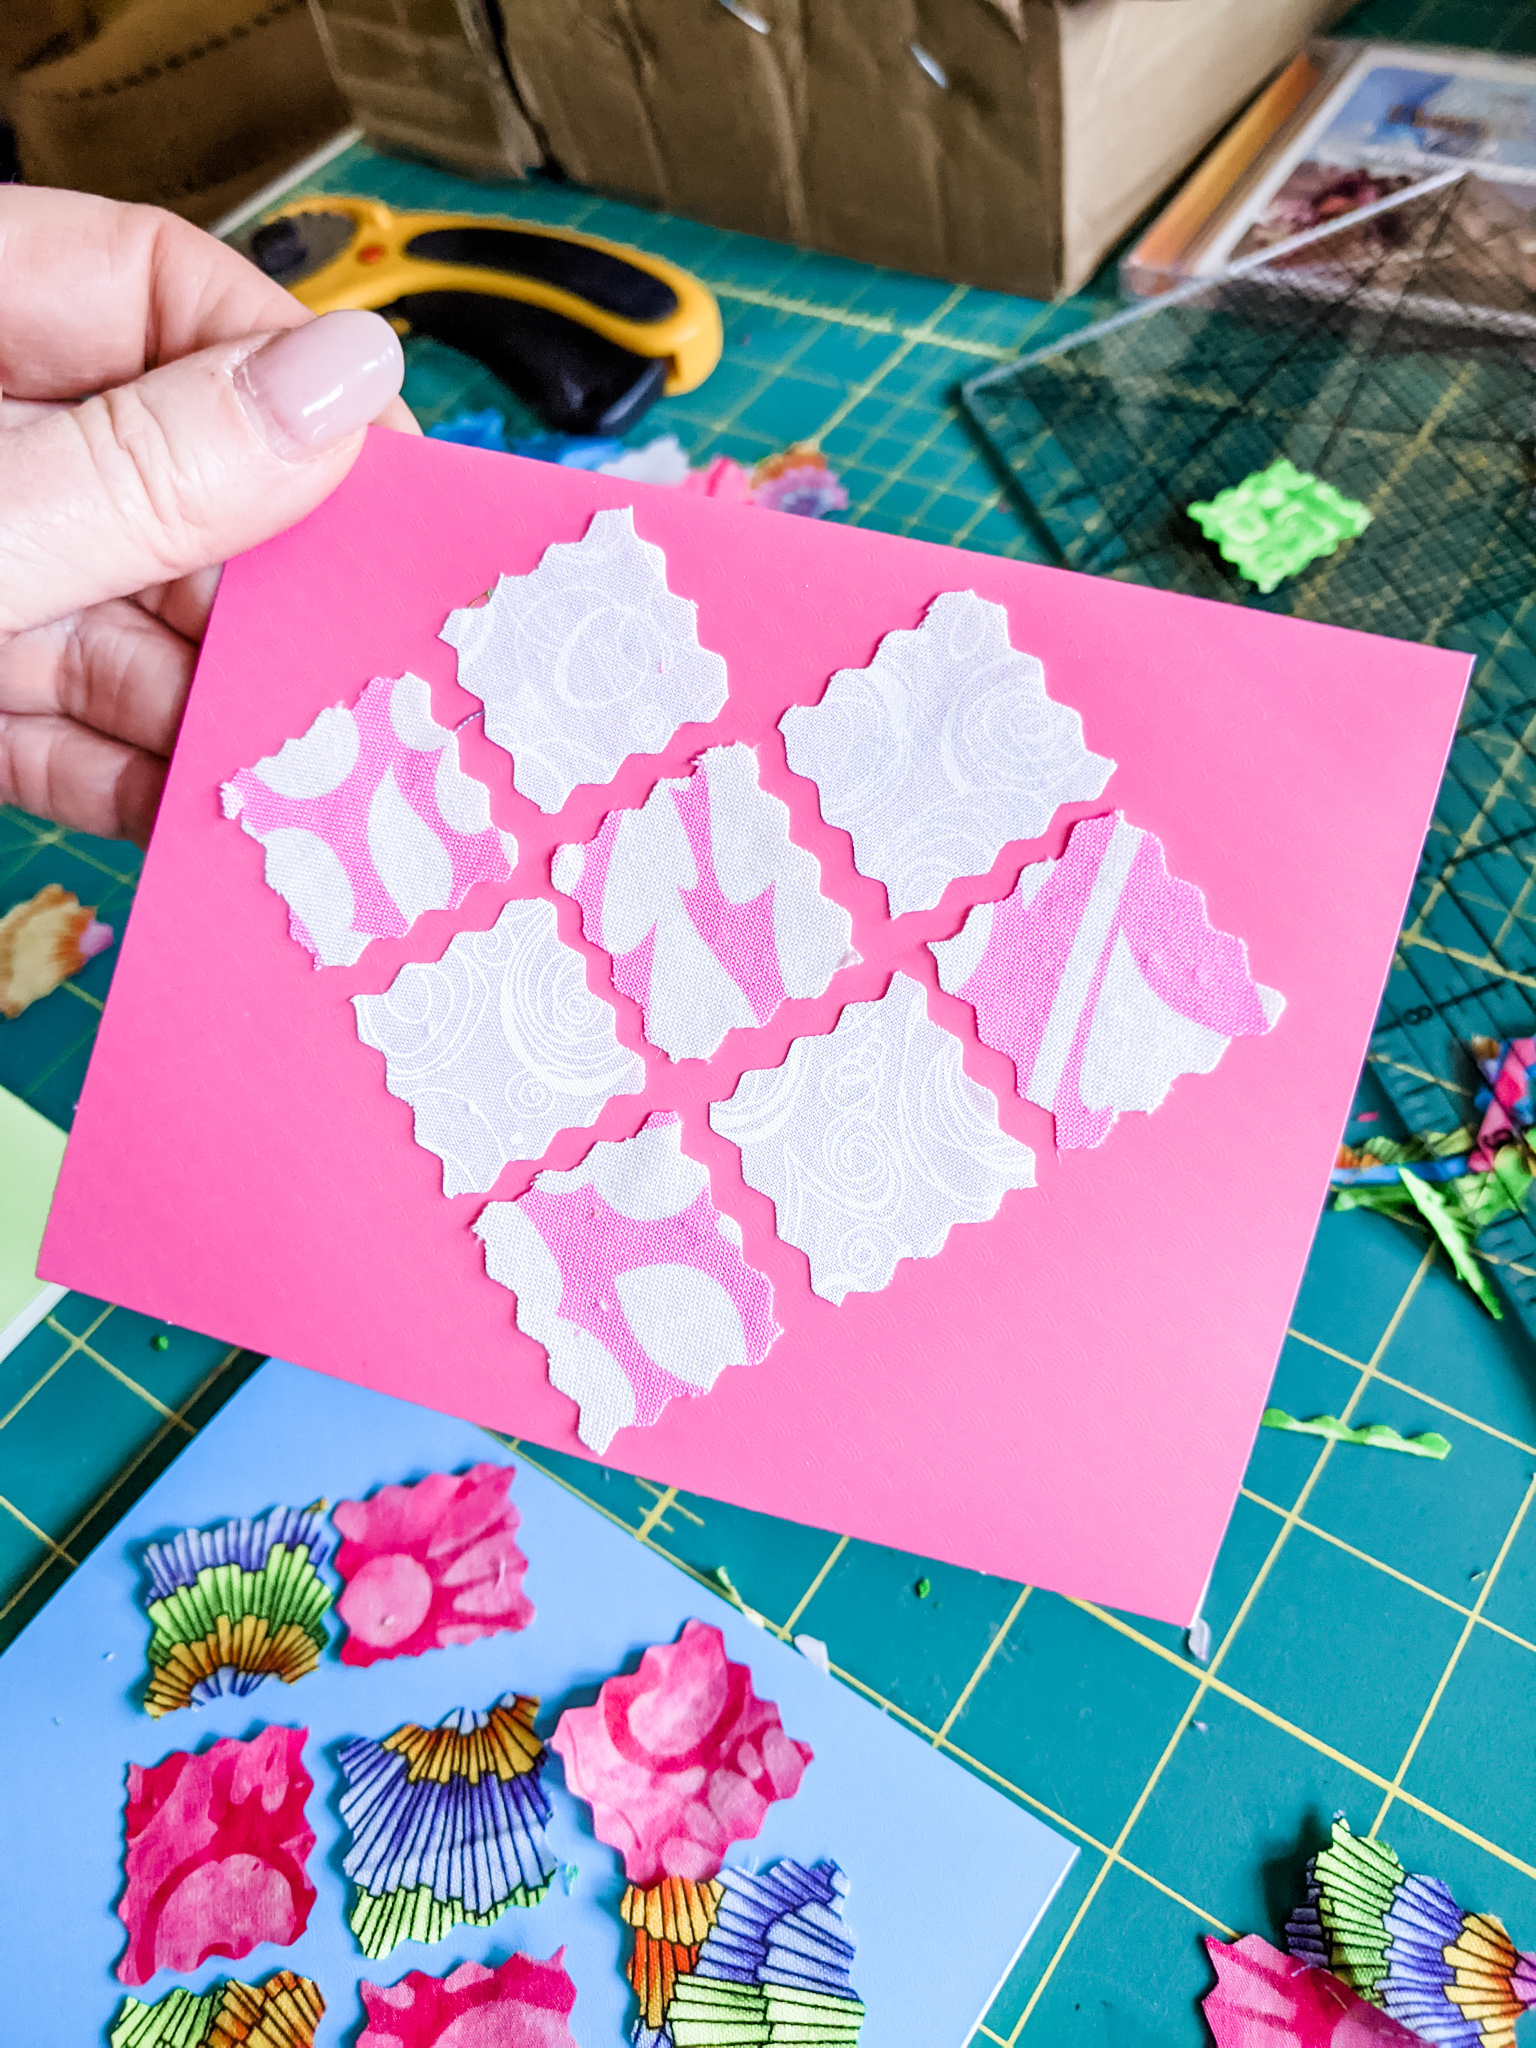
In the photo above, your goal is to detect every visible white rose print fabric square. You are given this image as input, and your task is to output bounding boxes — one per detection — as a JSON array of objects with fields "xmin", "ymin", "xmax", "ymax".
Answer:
[
  {"xmin": 551, "ymin": 742, "xmax": 854, "ymax": 1063},
  {"xmin": 221, "ymin": 672, "xmax": 516, "ymax": 968},
  {"xmin": 440, "ymin": 506, "xmax": 729, "ymax": 815},
  {"xmin": 780, "ymin": 589, "xmax": 1115, "ymax": 917},
  {"xmin": 353, "ymin": 897, "xmax": 645, "ymax": 1197}
]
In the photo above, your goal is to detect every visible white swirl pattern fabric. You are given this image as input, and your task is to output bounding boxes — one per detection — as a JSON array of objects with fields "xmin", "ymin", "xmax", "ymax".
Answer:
[
  {"xmin": 440, "ymin": 506, "xmax": 729, "ymax": 814},
  {"xmin": 352, "ymin": 898, "xmax": 645, "ymax": 1197},
  {"xmin": 710, "ymin": 972, "xmax": 1036, "ymax": 1303},
  {"xmin": 550, "ymin": 743, "xmax": 854, "ymax": 1063},
  {"xmin": 780, "ymin": 590, "xmax": 1115, "ymax": 916}
]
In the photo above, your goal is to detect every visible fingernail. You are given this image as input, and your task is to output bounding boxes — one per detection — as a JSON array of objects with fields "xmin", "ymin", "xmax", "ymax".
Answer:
[{"xmin": 235, "ymin": 309, "xmax": 405, "ymax": 459}]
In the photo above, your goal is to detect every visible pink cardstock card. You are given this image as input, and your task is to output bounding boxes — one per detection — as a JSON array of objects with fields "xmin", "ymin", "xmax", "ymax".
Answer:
[{"xmin": 41, "ymin": 430, "xmax": 1469, "ymax": 1625}]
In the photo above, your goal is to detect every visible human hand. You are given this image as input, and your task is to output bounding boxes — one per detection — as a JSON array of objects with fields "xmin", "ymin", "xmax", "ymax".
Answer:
[{"xmin": 0, "ymin": 186, "xmax": 418, "ymax": 846}]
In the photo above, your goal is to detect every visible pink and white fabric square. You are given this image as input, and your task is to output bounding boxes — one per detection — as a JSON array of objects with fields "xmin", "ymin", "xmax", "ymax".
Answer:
[
  {"xmin": 552, "ymin": 743, "xmax": 853, "ymax": 1063},
  {"xmin": 931, "ymin": 811, "xmax": 1284, "ymax": 1152},
  {"xmin": 474, "ymin": 1112, "xmax": 779, "ymax": 1452},
  {"xmin": 221, "ymin": 673, "xmax": 515, "ymax": 967}
]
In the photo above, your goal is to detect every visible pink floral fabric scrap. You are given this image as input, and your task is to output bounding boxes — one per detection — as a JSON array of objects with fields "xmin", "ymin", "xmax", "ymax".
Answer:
[
  {"xmin": 1204, "ymin": 1935, "xmax": 1429, "ymax": 2046},
  {"xmin": 357, "ymin": 1951, "xmax": 580, "ymax": 2048},
  {"xmin": 333, "ymin": 1462, "xmax": 534, "ymax": 1667},
  {"xmin": 114, "ymin": 1724, "xmax": 316, "ymax": 1986},
  {"xmin": 550, "ymin": 1617, "xmax": 813, "ymax": 1885},
  {"xmin": 221, "ymin": 671, "xmax": 515, "ymax": 968}
]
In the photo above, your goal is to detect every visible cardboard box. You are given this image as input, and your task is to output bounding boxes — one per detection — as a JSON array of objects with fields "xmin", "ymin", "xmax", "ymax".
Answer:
[{"xmin": 498, "ymin": 0, "xmax": 1351, "ymax": 298}]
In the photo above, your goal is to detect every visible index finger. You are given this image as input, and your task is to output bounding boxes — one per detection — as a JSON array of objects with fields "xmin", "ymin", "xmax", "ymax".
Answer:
[{"xmin": 0, "ymin": 187, "xmax": 312, "ymax": 402}]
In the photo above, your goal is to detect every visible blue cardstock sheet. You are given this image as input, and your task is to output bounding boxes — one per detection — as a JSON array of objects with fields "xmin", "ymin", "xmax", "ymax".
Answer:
[{"xmin": 0, "ymin": 1358, "xmax": 1076, "ymax": 2043}]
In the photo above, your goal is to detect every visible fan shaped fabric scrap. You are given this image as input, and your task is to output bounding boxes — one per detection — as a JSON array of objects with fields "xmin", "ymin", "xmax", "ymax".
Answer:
[
  {"xmin": 475, "ymin": 1112, "xmax": 780, "ymax": 1452},
  {"xmin": 221, "ymin": 672, "xmax": 515, "ymax": 969},
  {"xmin": 356, "ymin": 1952, "xmax": 580, "ymax": 2047},
  {"xmin": 931, "ymin": 811, "xmax": 1284, "ymax": 1152},
  {"xmin": 552, "ymin": 743, "xmax": 853, "ymax": 1063},
  {"xmin": 139, "ymin": 1505, "xmax": 333, "ymax": 1718},
  {"xmin": 1202, "ymin": 1936, "xmax": 1425, "ymax": 2046},
  {"xmin": 332, "ymin": 1461, "xmax": 533, "ymax": 1666},
  {"xmin": 338, "ymin": 1692, "xmax": 556, "ymax": 1957},
  {"xmin": 109, "ymin": 1972, "xmax": 324, "ymax": 2048}
]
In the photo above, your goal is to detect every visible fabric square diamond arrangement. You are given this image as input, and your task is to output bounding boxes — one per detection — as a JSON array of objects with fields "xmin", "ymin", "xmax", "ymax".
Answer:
[
  {"xmin": 552, "ymin": 742, "xmax": 854, "ymax": 1062},
  {"xmin": 222, "ymin": 672, "xmax": 515, "ymax": 968},
  {"xmin": 475, "ymin": 1112, "xmax": 780, "ymax": 1451},
  {"xmin": 712, "ymin": 972, "xmax": 1036, "ymax": 1303},
  {"xmin": 930, "ymin": 811, "xmax": 1284, "ymax": 1152},
  {"xmin": 109, "ymin": 1972, "xmax": 324, "ymax": 2048},
  {"xmin": 780, "ymin": 589, "xmax": 1114, "ymax": 917},
  {"xmin": 356, "ymin": 1953, "xmax": 580, "ymax": 2048},
  {"xmin": 337, "ymin": 1692, "xmax": 556, "ymax": 1957},
  {"xmin": 354, "ymin": 896, "xmax": 645, "ymax": 1197},
  {"xmin": 441, "ymin": 505, "xmax": 729, "ymax": 814}
]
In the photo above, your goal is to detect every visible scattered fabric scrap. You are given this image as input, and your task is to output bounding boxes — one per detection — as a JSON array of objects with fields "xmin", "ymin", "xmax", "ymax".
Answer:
[
  {"xmin": 1188, "ymin": 458, "xmax": 1372, "ymax": 594},
  {"xmin": 780, "ymin": 589, "xmax": 1113, "ymax": 917},
  {"xmin": 476, "ymin": 1111, "xmax": 779, "ymax": 1454},
  {"xmin": 221, "ymin": 672, "xmax": 515, "ymax": 968},
  {"xmin": 140, "ymin": 1504, "xmax": 333, "ymax": 1718},
  {"xmin": 0, "ymin": 882, "xmax": 112, "ymax": 1019},
  {"xmin": 1287, "ymin": 1816, "xmax": 1536, "ymax": 2043},
  {"xmin": 931, "ymin": 811, "xmax": 1284, "ymax": 1152},
  {"xmin": 1334, "ymin": 1149, "xmax": 1529, "ymax": 1322},
  {"xmin": 552, "ymin": 742, "xmax": 853, "ymax": 1062},
  {"xmin": 748, "ymin": 444, "xmax": 849, "ymax": 519},
  {"xmin": 1261, "ymin": 1409, "xmax": 1451, "ymax": 1459},
  {"xmin": 354, "ymin": 896, "xmax": 645, "ymax": 1197},
  {"xmin": 356, "ymin": 1952, "xmax": 579, "ymax": 2048},
  {"xmin": 485, "ymin": 428, "xmax": 849, "ymax": 518},
  {"xmin": 712, "ymin": 972, "xmax": 1035, "ymax": 1301},
  {"xmin": 338, "ymin": 1692, "xmax": 556, "ymax": 1957},
  {"xmin": 1470, "ymin": 1036, "xmax": 1536, "ymax": 1170},
  {"xmin": 109, "ymin": 1972, "xmax": 324, "ymax": 2048},
  {"xmin": 628, "ymin": 1859, "xmax": 864, "ymax": 2048},
  {"xmin": 332, "ymin": 1461, "xmax": 532, "ymax": 1667},
  {"xmin": 1332, "ymin": 1131, "xmax": 1472, "ymax": 1186},
  {"xmin": 550, "ymin": 1618, "xmax": 812, "ymax": 1884},
  {"xmin": 1203, "ymin": 1934, "xmax": 1427, "ymax": 2046},
  {"xmin": 428, "ymin": 407, "xmax": 511, "ymax": 453},
  {"xmin": 441, "ymin": 505, "xmax": 729, "ymax": 815},
  {"xmin": 115, "ymin": 1724, "xmax": 317, "ymax": 1986}
]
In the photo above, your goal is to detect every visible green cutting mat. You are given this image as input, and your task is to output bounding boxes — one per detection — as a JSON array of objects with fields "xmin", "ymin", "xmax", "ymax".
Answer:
[{"xmin": 7, "ymin": 2, "xmax": 1536, "ymax": 2038}]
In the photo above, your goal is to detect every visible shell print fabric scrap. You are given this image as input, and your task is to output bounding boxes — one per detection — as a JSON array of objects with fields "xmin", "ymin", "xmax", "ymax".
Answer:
[
  {"xmin": 475, "ymin": 1111, "xmax": 780, "ymax": 1453},
  {"xmin": 139, "ymin": 1504, "xmax": 333, "ymax": 1719},
  {"xmin": 779, "ymin": 589, "xmax": 1115, "ymax": 917},
  {"xmin": 931, "ymin": 811, "xmax": 1285, "ymax": 1153},
  {"xmin": 549, "ymin": 1618, "xmax": 813, "ymax": 1886},
  {"xmin": 337, "ymin": 1692, "xmax": 556, "ymax": 1957},
  {"xmin": 440, "ymin": 505, "xmax": 729, "ymax": 815},
  {"xmin": 221, "ymin": 672, "xmax": 516, "ymax": 968},
  {"xmin": 109, "ymin": 1972, "xmax": 325, "ymax": 2048},
  {"xmin": 353, "ymin": 896, "xmax": 645, "ymax": 1198},
  {"xmin": 1202, "ymin": 1936, "xmax": 1427, "ymax": 2047},
  {"xmin": 332, "ymin": 1462, "xmax": 533, "ymax": 1666},
  {"xmin": 710, "ymin": 972, "xmax": 1036, "ymax": 1304},
  {"xmin": 114, "ymin": 1724, "xmax": 317, "ymax": 1986},
  {"xmin": 356, "ymin": 1952, "xmax": 580, "ymax": 2048},
  {"xmin": 551, "ymin": 743, "xmax": 854, "ymax": 1063}
]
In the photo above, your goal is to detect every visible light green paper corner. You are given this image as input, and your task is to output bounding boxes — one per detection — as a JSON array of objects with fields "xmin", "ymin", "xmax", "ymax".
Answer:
[{"xmin": 0, "ymin": 1085, "xmax": 67, "ymax": 1359}]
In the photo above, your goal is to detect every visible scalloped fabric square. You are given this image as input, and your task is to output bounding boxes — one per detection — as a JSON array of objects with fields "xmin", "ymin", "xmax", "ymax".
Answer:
[
  {"xmin": 221, "ymin": 672, "xmax": 515, "ymax": 967},
  {"xmin": 109, "ymin": 1971, "xmax": 324, "ymax": 2048},
  {"xmin": 779, "ymin": 589, "xmax": 1114, "ymax": 917},
  {"xmin": 552, "ymin": 743, "xmax": 853, "ymax": 1063},
  {"xmin": 710, "ymin": 973, "xmax": 1035, "ymax": 1304},
  {"xmin": 358, "ymin": 1953, "xmax": 580, "ymax": 2048},
  {"xmin": 475, "ymin": 1111, "xmax": 780, "ymax": 1453},
  {"xmin": 930, "ymin": 811, "xmax": 1284, "ymax": 1152},
  {"xmin": 441, "ymin": 505, "xmax": 729, "ymax": 815},
  {"xmin": 353, "ymin": 896, "xmax": 645, "ymax": 1197},
  {"xmin": 333, "ymin": 1462, "xmax": 533, "ymax": 1666},
  {"xmin": 114, "ymin": 1724, "xmax": 316, "ymax": 1986},
  {"xmin": 549, "ymin": 1618, "xmax": 812, "ymax": 1886}
]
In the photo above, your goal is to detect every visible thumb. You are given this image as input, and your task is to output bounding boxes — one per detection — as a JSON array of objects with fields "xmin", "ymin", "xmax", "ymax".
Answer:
[{"xmin": 0, "ymin": 309, "xmax": 406, "ymax": 636}]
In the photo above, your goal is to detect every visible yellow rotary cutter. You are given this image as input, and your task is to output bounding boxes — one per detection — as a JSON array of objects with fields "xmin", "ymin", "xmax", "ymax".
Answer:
[{"xmin": 234, "ymin": 196, "xmax": 722, "ymax": 438}]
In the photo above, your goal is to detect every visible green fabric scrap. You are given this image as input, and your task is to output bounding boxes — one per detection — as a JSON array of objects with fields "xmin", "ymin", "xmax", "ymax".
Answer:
[
  {"xmin": 1188, "ymin": 458, "xmax": 1372, "ymax": 592},
  {"xmin": 1333, "ymin": 1149, "xmax": 1532, "ymax": 1321},
  {"xmin": 1395, "ymin": 1169, "xmax": 1504, "ymax": 1319},
  {"xmin": 1261, "ymin": 1409, "xmax": 1450, "ymax": 1459}
]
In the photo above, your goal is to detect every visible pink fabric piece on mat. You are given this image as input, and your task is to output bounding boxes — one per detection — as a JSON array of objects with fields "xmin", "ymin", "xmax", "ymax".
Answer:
[
  {"xmin": 114, "ymin": 1724, "xmax": 316, "ymax": 1985},
  {"xmin": 1203, "ymin": 1936, "xmax": 1428, "ymax": 2046},
  {"xmin": 332, "ymin": 1462, "xmax": 533, "ymax": 1667},
  {"xmin": 221, "ymin": 672, "xmax": 513, "ymax": 967},
  {"xmin": 357, "ymin": 1951, "xmax": 579, "ymax": 2048},
  {"xmin": 550, "ymin": 1618, "xmax": 812, "ymax": 1884},
  {"xmin": 932, "ymin": 810, "xmax": 1284, "ymax": 1151}
]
